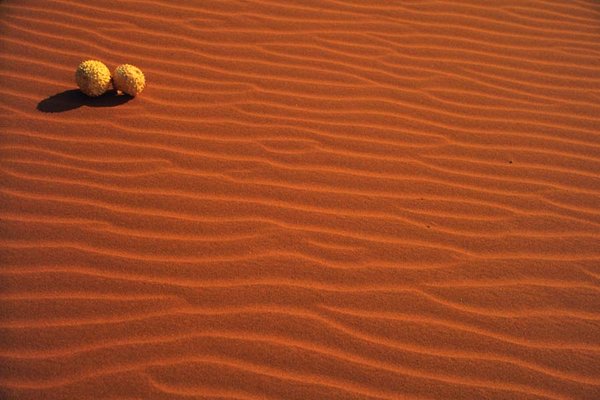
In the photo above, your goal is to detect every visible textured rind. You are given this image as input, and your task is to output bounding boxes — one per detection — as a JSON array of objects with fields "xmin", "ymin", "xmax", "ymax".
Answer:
[
  {"xmin": 113, "ymin": 64, "xmax": 146, "ymax": 96},
  {"xmin": 75, "ymin": 60, "xmax": 112, "ymax": 97}
]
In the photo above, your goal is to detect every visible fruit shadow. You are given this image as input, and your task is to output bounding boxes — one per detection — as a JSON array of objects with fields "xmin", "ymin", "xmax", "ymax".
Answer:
[{"xmin": 37, "ymin": 89, "xmax": 132, "ymax": 113}]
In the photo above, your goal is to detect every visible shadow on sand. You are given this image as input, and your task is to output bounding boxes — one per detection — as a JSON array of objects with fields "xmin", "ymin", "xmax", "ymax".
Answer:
[{"xmin": 37, "ymin": 89, "xmax": 132, "ymax": 113}]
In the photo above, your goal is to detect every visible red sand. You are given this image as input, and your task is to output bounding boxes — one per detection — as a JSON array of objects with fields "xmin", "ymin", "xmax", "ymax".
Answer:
[{"xmin": 1, "ymin": 1, "xmax": 600, "ymax": 399}]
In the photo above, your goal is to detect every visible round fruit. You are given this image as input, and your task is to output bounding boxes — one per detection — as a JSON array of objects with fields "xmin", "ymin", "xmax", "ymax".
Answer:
[
  {"xmin": 113, "ymin": 64, "xmax": 146, "ymax": 96},
  {"xmin": 75, "ymin": 60, "xmax": 112, "ymax": 97}
]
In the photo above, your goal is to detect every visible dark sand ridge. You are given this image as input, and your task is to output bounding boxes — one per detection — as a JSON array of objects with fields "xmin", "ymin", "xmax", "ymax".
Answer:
[{"xmin": 1, "ymin": 0, "xmax": 600, "ymax": 399}]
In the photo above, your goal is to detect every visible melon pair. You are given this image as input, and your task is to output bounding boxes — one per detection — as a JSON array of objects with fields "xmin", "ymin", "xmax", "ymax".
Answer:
[{"xmin": 75, "ymin": 60, "xmax": 145, "ymax": 97}]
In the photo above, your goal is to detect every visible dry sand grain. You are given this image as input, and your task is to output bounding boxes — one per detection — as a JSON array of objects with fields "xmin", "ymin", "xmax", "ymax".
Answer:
[{"xmin": 1, "ymin": 0, "xmax": 600, "ymax": 399}]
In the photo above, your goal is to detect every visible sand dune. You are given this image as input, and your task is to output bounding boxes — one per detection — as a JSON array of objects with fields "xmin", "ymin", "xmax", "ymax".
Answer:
[{"xmin": 1, "ymin": 0, "xmax": 600, "ymax": 399}]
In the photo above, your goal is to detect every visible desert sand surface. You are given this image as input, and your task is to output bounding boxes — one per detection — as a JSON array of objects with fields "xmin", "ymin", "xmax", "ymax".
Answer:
[{"xmin": 1, "ymin": 0, "xmax": 600, "ymax": 399}]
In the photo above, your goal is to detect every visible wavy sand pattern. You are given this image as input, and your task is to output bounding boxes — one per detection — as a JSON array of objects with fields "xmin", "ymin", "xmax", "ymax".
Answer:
[{"xmin": 1, "ymin": 0, "xmax": 600, "ymax": 399}]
